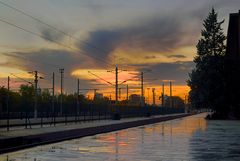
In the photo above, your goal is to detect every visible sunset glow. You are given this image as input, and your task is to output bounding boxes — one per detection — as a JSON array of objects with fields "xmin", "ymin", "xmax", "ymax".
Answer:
[{"xmin": 0, "ymin": 0, "xmax": 239, "ymax": 101}]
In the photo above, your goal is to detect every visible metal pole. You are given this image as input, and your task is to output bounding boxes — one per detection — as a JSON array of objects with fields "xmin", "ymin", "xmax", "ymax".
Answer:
[
  {"xmin": 147, "ymin": 88, "xmax": 150, "ymax": 104},
  {"xmin": 162, "ymin": 83, "xmax": 165, "ymax": 107},
  {"xmin": 7, "ymin": 76, "xmax": 10, "ymax": 131},
  {"xmin": 141, "ymin": 72, "xmax": 144, "ymax": 106},
  {"xmin": 115, "ymin": 65, "xmax": 118, "ymax": 104},
  {"xmin": 93, "ymin": 89, "xmax": 97, "ymax": 100},
  {"xmin": 119, "ymin": 88, "xmax": 121, "ymax": 100},
  {"xmin": 170, "ymin": 81, "xmax": 172, "ymax": 108},
  {"xmin": 152, "ymin": 88, "xmax": 155, "ymax": 106},
  {"xmin": 59, "ymin": 68, "xmax": 64, "ymax": 115},
  {"xmin": 126, "ymin": 84, "xmax": 129, "ymax": 102},
  {"xmin": 52, "ymin": 72, "xmax": 55, "ymax": 126},
  {"xmin": 34, "ymin": 71, "xmax": 38, "ymax": 118},
  {"xmin": 77, "ymin": 79, "xmax": 80, "ymax": 115}
]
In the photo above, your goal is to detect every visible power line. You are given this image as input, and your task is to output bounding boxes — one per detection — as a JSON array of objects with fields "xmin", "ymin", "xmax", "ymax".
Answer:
[
  {"xmin": 59, "ymin": 68, "xmax": 64, "ymax": 115},
  {"xmin": 0, "ymin": 17, "xmax": 113, "ymax": 67},
  {"xmin": 10, "ymin": 73, "xmax": 33, "ymax": 85},
  {"xmin": 2, "ymin": 1, "xmax": 138, "ymax": 69},
  {"xmin": 2, "ymin": 52, "xmax": 62, "ymax": 70},
  {"xmin": 0, "ymin": 0, "xmax": 117, "ymax": 67},
  {"xmin": 88, "ymin": 71, "xmax": 114, "ymax": 86},
  {"xmin": 0, "ymin": 2, "xmax": 164, "ymax": 98}
]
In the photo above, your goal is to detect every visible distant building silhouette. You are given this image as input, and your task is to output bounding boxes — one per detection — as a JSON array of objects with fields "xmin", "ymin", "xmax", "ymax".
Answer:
[
  {"xmin": 226, "ymin": 10, "xmax": 240, "ymax": 61},
  {"xmin": 129, "ymin": 94, "xmax": 141, "ymax": 105},
  {"xmin": 225, "ymin": 10, "xmax": 240, "ymax": 118},
  {"xmin": 94, "ymin": 93, "xmax": 103, "ymax": 100}
]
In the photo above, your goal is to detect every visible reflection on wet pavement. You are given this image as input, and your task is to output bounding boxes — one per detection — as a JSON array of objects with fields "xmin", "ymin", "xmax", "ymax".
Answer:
[{"xmin": 1, "ymin": 113, "xmax": 240, "ymax": 161}]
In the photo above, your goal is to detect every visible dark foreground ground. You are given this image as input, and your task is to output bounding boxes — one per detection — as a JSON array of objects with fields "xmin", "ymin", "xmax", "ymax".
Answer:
[
  {"xmin": 1, "ymin": 112, "xmax": 240, "ymax": 161},
  {"xmin": 0, "ymin": 113, "xmax": 191, "ymax": 154}
]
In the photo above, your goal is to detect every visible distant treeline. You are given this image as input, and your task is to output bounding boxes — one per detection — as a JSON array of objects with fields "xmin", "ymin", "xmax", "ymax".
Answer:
[{"xmin": 0, "ymin": 84, "xmax": 185, "ymax": 116}]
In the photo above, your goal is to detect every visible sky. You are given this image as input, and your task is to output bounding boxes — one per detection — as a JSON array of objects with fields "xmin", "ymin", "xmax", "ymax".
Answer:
[{"xmin": 0, "ymin": 0, "xmax": 239, "ymax": 103}]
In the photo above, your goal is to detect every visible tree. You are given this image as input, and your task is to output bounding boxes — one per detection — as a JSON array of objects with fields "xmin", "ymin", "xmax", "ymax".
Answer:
[
  {"xmin": 188, "ymin": 8, "xmax": 227, "ymax": 116},
  {"xmin": 19, "ymin": 84, "xmax": 34, "ymax": 112},
  {"xmin": 39, "ymin": 89, "xmax": 51, "ymax": 113},
  {"xmin": 0, "ymin": 86, "xmax": 8, "ymax": 112},
  {"xmin": 165, "ymin": 96, "xmax": 185, "ymax": 109},
  {"xmin": 0, "ymin": 86, "xmax": 21, "ymax": 112}
]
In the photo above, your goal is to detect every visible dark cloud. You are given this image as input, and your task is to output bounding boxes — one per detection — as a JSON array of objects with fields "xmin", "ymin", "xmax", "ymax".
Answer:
[
  {"xmin": 40, "ymin": 28, "xmax": 65, "ymax": 42},
  {"xmin": 77, "ymin": 12, "xmax": 200, "ymax": 60},
  {"xmin": 3, "ymin": 0, "xmax": 240, "ymax": 92},
  {"xmin": 2, "ymin": 49, "xmax": 94, "ymax": 92},
  {"xmin": 167, "ymin": 55, "xmax": 186, "ymax": 58},
  {"xmin": 140, "ymin": 61, "xmax": 194, "ymax": 85},
  {"xmin": 4, "ymin": 50, "xmax": 76, "ymax": 70},
  {"xmin": 78, "ymin": 30, "xmax": 122, "ymax": 60},
  {"xmin": 75, "ymin": 0, "xmax": 240, "ymax": 62}
]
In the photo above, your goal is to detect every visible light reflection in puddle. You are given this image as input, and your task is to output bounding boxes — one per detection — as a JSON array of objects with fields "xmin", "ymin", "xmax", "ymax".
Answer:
[{"xmin": 1, "ymin": 113, "xmax": 239, "ymax": 161}]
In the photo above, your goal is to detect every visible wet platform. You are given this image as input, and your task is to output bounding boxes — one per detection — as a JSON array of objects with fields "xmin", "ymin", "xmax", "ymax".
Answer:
[{"xmin": 0, "ymin": 113, "xmax": 190, "ymax": 154}]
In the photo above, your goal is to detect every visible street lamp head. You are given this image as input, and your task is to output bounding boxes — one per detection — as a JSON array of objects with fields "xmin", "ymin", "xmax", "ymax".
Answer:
[{"xmin": 59, "ymin": 68, "xmax": 64, "ymax": 72}]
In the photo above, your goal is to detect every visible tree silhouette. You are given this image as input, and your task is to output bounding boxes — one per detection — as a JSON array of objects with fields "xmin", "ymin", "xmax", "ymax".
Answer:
[{"xmin": 188, "ymin": 8, "xmax": 227, "ymax": 117}]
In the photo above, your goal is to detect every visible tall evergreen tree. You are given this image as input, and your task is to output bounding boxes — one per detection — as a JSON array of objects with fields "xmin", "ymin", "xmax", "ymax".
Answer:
[{"xmin": 188, "ymin": 8, "xmax": 227, "ymax": 116}]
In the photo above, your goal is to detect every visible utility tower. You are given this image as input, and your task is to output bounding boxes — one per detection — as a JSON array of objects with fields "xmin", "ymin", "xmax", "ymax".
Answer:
[
  {"xmin": 140, "ymin": 72, "xmax": 144, "ymax": 105},
  {"xmin": 118, "ymin": 87, "xmax": 121, "ymax": 100},
  {"xmin": 146, "ymin": 88, "xmax": 150, "ymax": 104},
  {"xmin": 126, "ymin": 84, "xmax": 129, "ymax": 101},
  {"xmin": 115, "ymin": 65, "xmax": 118, "ymax": 104},
  {"xmin": 7, "ymin": 76, "xmax": 10, "ymax": 131},
  {"xmin": 52, "ymin": 72, "xmax": 55, "ymax": 111},
  {"xmin": 52, "ymin": 72, "xmax": 55, "ymax": 125},
  {"xmin": 34, "ymin": 71, "xmax": 38, "ymax": 118},
  {"xmin": 162, "ymin": 83, "xmax": 165, "ymax": 106},
  {"xmin": 59, "ymin": 68, "xmax": 64, "ymax": 115},
  {"xmin": 152, "ymin": 88, "xmax": 156, "ymax": 106},
  {"xmin": 170, "ymin": 81, "xmax": 173, "ymax": 108},
  {"xmin": 77, "ymin": 79, "xmax": 80, "ymax": 115},
  {"xmin": 89, "ymin": 66, "xmax": 127, "ymax": 104},
  {"xmin": 93, "ymin": 89, "xmax": 98, "ymax": 100}
]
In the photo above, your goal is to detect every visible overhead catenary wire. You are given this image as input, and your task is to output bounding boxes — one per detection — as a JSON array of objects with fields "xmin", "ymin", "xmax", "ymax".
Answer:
[
  {"xmin": 0, "ymin": 1, "xmax": 148, "ymax": 82},
  {"xmin": 0, "ymin": 17, "xmax": 114, "ymax": 68},
  {"xmin": 0, "ymin": 1, "xmax": 163, "ymax": 97},
  {"xmin": 2, "ymin": 51, "xmax": 62, "ymax": 70},
  {"xmin": 0, "ymin": 0, "xmax": 120, "ymax": 67},
  {"xmin": 10, "ymin": 73, "xmax": 33, "ymax": 85},
  {"xmin": 88, "ymin": 71, "xmax": 114, "ymax": 86},
  {"xmin": 0, "ymin": 1, "xmax": 163, "ymax": 77},
  {"xmin": 1, "ymin": 0, "xmax": 138, "ymax": 68}
]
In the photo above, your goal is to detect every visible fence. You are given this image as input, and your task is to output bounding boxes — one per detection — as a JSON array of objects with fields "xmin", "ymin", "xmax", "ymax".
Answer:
[{"xmin": 0, "ymin": 103, "xmax": 185, "ymax": 131}]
